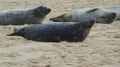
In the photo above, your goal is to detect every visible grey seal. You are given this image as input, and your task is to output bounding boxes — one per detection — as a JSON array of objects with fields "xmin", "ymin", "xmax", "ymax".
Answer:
[{"xmin": 7, "ymin": 20, "xmax": 95, "ymax": 42}]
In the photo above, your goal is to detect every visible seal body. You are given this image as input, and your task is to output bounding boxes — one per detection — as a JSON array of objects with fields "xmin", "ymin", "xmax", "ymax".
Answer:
[
  {"xmin": 50, "ymin": 8, "xmax": 116, "ymax": 24},
  {"xmin": 0, "ymin": 6, "xmax": 51, "ymax": 25},
  {"xmin": 8, "ymin": 20, "xmax": 95, "ymax": 42}
]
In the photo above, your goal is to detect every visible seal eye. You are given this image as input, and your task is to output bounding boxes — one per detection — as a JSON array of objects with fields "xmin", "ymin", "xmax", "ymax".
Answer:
[{"xmin": 33, "ymin": 6, "xmax": 51, "ymax": 17}]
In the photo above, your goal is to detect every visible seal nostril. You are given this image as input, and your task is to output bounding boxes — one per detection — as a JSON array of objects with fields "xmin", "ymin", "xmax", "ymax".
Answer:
[
  {"xmin": 48, "ymin": 9, "xmax": 51, "ymax": 13},
  {"xmin": 112, "ymin": 13, "xmax": 116, "ymax": 18}
]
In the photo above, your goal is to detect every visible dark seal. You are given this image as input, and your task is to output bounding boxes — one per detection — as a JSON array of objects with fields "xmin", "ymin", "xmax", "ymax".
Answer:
[{"xmin": 7, "ymin": 20, "xmax": 95, "ymax": 42}]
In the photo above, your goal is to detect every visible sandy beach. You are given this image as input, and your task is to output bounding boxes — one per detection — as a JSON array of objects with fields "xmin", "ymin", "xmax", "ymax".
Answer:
[{"xmin": 0, "ymin": 0, "xmax": 120, "ymax": 67}]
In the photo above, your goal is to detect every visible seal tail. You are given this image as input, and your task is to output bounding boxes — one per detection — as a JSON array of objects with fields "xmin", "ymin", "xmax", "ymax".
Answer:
[
  {"xmin": 7, "ymin": 28, "xmax": 25, "ymax": 36},
  {"xmin": 7, "ymin": 32, "xmax": 17, "ymax": 36},
  {"xmin": 7, "ymin": 28, "xmax": 19, "ymax": 36},
  {"xmin": 49, "ymin": 14, "xmax": 66, "ymax": 22}
]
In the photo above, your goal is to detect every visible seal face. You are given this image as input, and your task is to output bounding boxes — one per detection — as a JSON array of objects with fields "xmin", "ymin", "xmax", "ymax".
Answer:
[
  {"xmin": 50, "ymin": 8, "xmax": 116, "ymax": 24},
  {"xmin": 0, "ymin": 6, "xmax": 51, "ymax": 25},
  {"xmin": 33, "ymin": 6, "xmax": 51, "ymax": 17},
  {"xmin": 105, "ymin": 5, "xmax": 120, "ymax": 20},
  {"xmin": 7, "ymin": 20, "xmax": 95, "ymax": 42}
]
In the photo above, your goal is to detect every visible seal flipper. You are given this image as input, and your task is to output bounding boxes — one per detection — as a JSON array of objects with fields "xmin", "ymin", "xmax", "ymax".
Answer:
[
  {"xmin": 49, "ymin": 14, "xmax": 66, "ymax": 22},
  {"xmin": 7, "ymin": 32, "xmax": 16, "ymax": 36},
  {"xmin": 7, "ymin": 28, "xmax": 25, "ymax": 36},
  {"xmin": 86, "ymin": 8, "xmax": 99, "ymax": 13},
  {"xmin": 13, "ymin": 28, "xmax": 18, "ymax": 32}
]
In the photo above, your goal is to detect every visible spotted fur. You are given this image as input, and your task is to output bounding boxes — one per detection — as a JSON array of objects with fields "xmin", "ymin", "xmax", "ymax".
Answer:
[
  {"xmin": 7, "ymin": 20, "xmax": 95, "ymax": 42},
  {"xmin": 0, "ymin": 6, "xmax": 51, "ymax": 25}
]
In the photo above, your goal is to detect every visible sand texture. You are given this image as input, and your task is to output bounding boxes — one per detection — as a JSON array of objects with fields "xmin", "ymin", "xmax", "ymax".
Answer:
[{"xmin": 0, "ymin": 0, "xmax": 120, "ymax": 67}]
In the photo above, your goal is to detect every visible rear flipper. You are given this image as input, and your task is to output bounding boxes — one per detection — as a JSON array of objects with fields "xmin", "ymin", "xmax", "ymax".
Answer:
[{"xmin": 7, "ymin": 28, "xmax": 25, "ymax": 36}]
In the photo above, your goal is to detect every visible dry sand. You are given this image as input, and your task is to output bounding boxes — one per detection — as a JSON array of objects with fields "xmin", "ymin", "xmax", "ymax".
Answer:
[{"xmin": 0, "ymin": 0, "xmax": 120, "ymax": 67}]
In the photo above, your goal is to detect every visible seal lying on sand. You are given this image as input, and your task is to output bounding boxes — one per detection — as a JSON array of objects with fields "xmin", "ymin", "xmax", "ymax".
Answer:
[
  {"xmin": 0, "ymin": 6, "xmax": 51, "ymax": 25},
  {"xmin": 50, "ymin": 8, "xmax": 116, "ymax": 24},
  {"xmin": 7, "ymin": 20, "xmax": 95, "ymax": 42}
]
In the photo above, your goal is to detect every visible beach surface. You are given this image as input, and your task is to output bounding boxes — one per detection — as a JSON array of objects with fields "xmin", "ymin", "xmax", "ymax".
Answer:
[{"xmin": 0, "ymin": 0, "xmax": 120, "ymax": 67}]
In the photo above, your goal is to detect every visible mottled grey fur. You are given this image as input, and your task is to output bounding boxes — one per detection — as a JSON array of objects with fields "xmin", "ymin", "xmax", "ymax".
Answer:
[
  {"xmin": 7, "ymin": 20, "xmax": 95, "ymax": 42},
  {"xmin": 50, "ymin": 8, "xmax": 116, "ymax": 24},
  {"xmin": 0, "ymin": 6, "xmax": 51, "ymax": 25}
]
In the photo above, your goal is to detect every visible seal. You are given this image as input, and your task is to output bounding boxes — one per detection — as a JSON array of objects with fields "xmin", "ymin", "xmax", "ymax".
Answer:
[
  {"xmin": 50, "ymin": 8, "xmax": 116, "ymax": 24},
  {"xmin": 7, "ymin": 20, "xmax": 95, "ymax": 42},
  {"xmin": 0, "ymin": 6, "xmax": 51, "ymax": 25}
]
